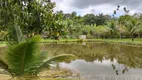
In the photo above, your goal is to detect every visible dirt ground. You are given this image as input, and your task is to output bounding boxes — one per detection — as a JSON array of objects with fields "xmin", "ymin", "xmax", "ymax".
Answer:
[{"xmin": 0, "ymin": 74, "xmax": 11, "ymax": 80}]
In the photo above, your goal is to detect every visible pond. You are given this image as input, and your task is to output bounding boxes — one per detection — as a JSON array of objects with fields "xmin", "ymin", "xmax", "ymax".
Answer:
[{"xmin": 44, "ymin": 42, "xmax": 142, "ymax": 80}]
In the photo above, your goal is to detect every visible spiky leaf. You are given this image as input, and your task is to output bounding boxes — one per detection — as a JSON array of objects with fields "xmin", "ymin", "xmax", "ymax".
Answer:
[
  {"xmin": 38, "ymin": 54, "xmax": 76, "ymax": 71},
  {"xmin": 6, "ymin": 35, "xmax": 41, "ymax": 76}
]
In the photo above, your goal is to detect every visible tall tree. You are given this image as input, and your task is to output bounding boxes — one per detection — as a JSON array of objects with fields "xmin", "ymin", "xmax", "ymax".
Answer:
[
  {"xmin": 83, "ymin": 13, "xmax": 110, "ymax": 26},
  {"xmin": 0, "ymin": 0, "xmax": 55, "ymax": 37},
  {"xmin": 126, "ymin": 18, "xmax": 140, "ymax": 41},
  {"xmin": 83, "ymin": 14, "xmax": 96, "ymax": 25}
]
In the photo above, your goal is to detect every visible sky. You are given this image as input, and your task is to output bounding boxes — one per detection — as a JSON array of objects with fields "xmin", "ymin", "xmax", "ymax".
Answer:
[{"xmin": 52, "ymin": 0, "xmax": 142, "ymax": 16}]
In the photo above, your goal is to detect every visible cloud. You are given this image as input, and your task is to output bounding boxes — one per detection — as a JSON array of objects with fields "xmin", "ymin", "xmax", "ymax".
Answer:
[
  {"xmin": 52, "ymin": 0, "xmax": 74, "ymax": 13},
  {"xmin": 52, "ymin": 0, "xmax": 142, "ymax": 16},
  {"xmin": 70, "ymin": 0, "xmax": 142, "ymax": 9}
]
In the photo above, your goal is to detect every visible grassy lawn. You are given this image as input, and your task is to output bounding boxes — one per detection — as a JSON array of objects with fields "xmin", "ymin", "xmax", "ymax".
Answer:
[
  {"xmin": 86, "ymin": 38, "xmax": 142, "ymax": 44},
  {"xmin": 42, "ymin": 38, "xmax": 142, "ymax": 44},
  {"xmin": 0, "ymin": 43, "xmax": 6, "ymax": 47},
  {"xmin": 42, "ymin": 39, "xmax": 79, "ymax": 43},
  {"xmin": 0, "ymin": 38, "xmax": 142, "ymax": 47}
]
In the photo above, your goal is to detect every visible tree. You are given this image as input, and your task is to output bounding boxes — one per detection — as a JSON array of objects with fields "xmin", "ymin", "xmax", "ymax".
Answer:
[
  {"xmin": 83, "ymin": 13, "xmax": 110, "ymax": 26},
  {"xmin": 138, "ymin": 14, "xmax": 142, "ymax": 22},
  {"xmin": 0, "ymin": 0, "xmax": 55, "ymax": 37},
  {"xmin": 83, "ymin": 14, "xmax": 96, "ymax": 25},
  {"xmin": 71, "ymin": 11, "xmax": 77, "ymax": 19},
  {"xmin": 45, "ymin": 11, "xmax": 68, "ymax": 39},
  {"xmin": 126, "ymin": 18, "xmax": 140, "ymax": 41},
  {"xmin": 95, "ymin": 13, "xmax": 111, "ymax": 26},
  {"xmin": 106, "ymin": 20, "xmax": 117, "ymax": 38},
  {"xmin": 94, "ymin": 25, "xmax": 110, "ymax": 38},
  {"xmin": 116, "ymin": 15, "xmax": 131, "ymax": 39}
]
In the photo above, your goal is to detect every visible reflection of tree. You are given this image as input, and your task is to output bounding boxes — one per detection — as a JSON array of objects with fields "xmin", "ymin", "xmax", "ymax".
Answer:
[
  {"xmin": 111, "ymin": 64, "xmax": 129, "ymax": 75},
  {"xmin": 44, "ymin": 43, "xmax": 142, "ymax": 70},
  {"xmin": 116, "ymin": 45, "xmax": 142, "ymax": 68}
]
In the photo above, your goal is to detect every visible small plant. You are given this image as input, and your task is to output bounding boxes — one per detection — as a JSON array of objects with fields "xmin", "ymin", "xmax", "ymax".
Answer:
[
  {"xmin": 0, "ymin": 26, "xmax": 76, "ymax": 79},
  {"xmin": 0, "ymin": 31, "xmax": 8, "ymax": 43}
]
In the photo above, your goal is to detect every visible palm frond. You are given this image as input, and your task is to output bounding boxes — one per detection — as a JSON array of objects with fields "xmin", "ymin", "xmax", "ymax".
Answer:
[
  {"xmin": 4, "ymin": 25, "xmax": 77, "ymax": 77},
  {"xmin": 5, "ymin": 25, "xmax": 24, "ymax": 45},
  {"xmin": 6, "ymin": 35, "xmax": 41, "ymax": 76},
  {"xmin": 47, "ymin": 54, "xmax": 76, "ymax": 63},
  {"xmin": 38, "ymin": 54, "xmax": 76, "ymax": 71},
  {"xmin": 39, "ymin": 50, "xmax": 48, "ymax": 62}
]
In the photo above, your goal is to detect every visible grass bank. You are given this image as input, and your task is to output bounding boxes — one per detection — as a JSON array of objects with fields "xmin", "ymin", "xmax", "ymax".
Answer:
[
  {"xmin": 1, "ymin": 38, "xmax": 142, "ymax": 47},
  {"xmin": 42, "ymin": 38, "xmax": 142, "ymax": 45},
  {"xmin": 0, "ymin": 43, "xmax": 6, "ymax": 47},
  {"xmin": 0, "ymin": 68, "xmax": 80, "ymax": 80},
  {"xmin": 0, "ymin": 74, "xmax": 79, "ymax": 80}
]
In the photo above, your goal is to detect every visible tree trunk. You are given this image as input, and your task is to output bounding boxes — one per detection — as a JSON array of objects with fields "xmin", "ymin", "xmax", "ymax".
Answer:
[
  {"xmin": 138, "ymin": 33, "xmax": 141, "ymax": 38},
  {"xmin": 131, "ymin": 34, "xmax": 134, "ymax": 41},
  {"xmin": 119, "ymin": 33, "xmax": 122, "ymax": 39}
]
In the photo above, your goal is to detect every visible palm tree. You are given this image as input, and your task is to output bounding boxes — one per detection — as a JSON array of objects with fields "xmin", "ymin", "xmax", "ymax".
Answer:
[
  {"xmin": 134, "ymin": 25, "xmax": 142, "ymax": 38},
  {"xmin": 117, "ymin": 21, "xmax": 128, "ymax": 39},
  {"xmin": 106, "ymin": 20, "xmax": 116, "ymax": 38},
  {"xmin": 94, "ymin": 25, "xmax": 110, "ymax": 38},
  {"xmin": 126, "ymin": 18, "xmax": 140, "ymax": 41},
  {"xmin": 0, "ymin": 26, "xmax": 76, "ymax": 79}
]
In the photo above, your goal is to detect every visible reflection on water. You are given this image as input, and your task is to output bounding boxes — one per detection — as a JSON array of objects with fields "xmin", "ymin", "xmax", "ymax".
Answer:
[
  {"xmin": 60, "ymin": 60, "xmax": 142, "ymax": 76},
  {"xmin": 44, "ymin": 42, "xmax": 142, "ymax": 77}
]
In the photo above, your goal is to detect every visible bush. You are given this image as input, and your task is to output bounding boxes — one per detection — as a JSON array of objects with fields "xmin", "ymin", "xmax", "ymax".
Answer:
[{"xmin": 0, "ymin": 31, "xmax": 8, "ymax": 41}]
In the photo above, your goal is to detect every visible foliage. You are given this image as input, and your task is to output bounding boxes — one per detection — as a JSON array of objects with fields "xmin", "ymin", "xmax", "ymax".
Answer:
[
  {"xmin": 125, "ymin": 17, "xmax": 141, "ymax": 41},
  {"xmin": 5, "ymin": 35, "xmax": 75, "ymax": 76},
  {"xmin": 83, "ymin": 13, "xmax": 111, "ymax": 26},
  {"xmin": 5, "ymin": 26, "xmax": 24, "ymax": 44},
  {"xmin": 0, "ymin": 0, "xmax": 55, "ymax": 36},
  {"xmin": 1, "ymin": 2, "xmax": 142, "ymax": 40},
  {"xmin": 0, "ymin": 30, "xmax": 7, "ymax": 41},
  {"xmin": 0, "ymin": 26, "xmax": 76, "ymax": 78}
]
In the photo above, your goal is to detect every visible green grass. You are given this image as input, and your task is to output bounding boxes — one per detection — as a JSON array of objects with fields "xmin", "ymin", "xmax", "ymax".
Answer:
[
  {"xmin": 42, "ymin": 39, "xmax": 79, "ymax": 43},
  {"xmin": 0, "ymin": 43, "xmax": 6, "ymax": 47},
  {"xmin": 88, "ymin": 38, "xmax": 142, "ymax": 44},
  {"xmin": 42, "ymin": 38, "xmax": 142, "ymax": 44},
  {"xmin": 1, "ymin": 38, "xmax": 142, "ymax": 46}
]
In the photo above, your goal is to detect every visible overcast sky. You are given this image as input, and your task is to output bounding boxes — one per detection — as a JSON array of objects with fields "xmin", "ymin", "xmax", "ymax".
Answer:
[{"xmin": 52, "ymin": 0, "xmax": 142, "ymax": 16}]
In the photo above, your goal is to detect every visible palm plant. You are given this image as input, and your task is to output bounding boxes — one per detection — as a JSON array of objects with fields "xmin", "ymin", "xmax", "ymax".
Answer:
[
  {"xmin": 134, "ymin": 25, "xmax": 142, "ymax": 38},
  {"xmin": 126, "ymin": 18, "xmax": 140, "ymax": 41},
  {"xmin": 116, "ymin": 20, "xmax": 128, "ymax": 39},
  {"xmin": 106, "ymin": 20, "xmax": 117, "ymax": 38},
  {"xmin": 94, "ymin": 25, "xmax": 110, "ymax": 38},
  {"xmin": 0, "ymin": 26, "xmax": 76, "ymax": 79}
]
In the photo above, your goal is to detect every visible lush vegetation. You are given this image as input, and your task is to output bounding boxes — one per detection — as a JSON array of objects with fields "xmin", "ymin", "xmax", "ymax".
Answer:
[
  {"xmin": 1, "ymin": 1, "xmax": 142, "ymax": 42},
  {"xmin": 0, "ymin": 0, "xmax": 76, "ymax": 79},
  {"xmin": 52, "ymin": 6, "xmax": 142, "ymax": 41},
  {"xmin": 0, "ymin": 0, "xmax": 142, "ymax": 79},
  {"xmin": 0, "ymin": 25, "xmax": 76, "ymax": 79}
]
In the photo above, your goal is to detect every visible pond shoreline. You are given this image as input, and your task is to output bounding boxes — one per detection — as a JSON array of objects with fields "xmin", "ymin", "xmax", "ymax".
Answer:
[
  {"xmin": 1, "ymin": 39, "xmax": 142, "ymax": 47},
  {"xmin": 41, "ymin": 39, "xmax": 142, "ymax": 46},
  {"xmin": 0, "ymin": 67, "xmax": 80, "ymax": 80}
]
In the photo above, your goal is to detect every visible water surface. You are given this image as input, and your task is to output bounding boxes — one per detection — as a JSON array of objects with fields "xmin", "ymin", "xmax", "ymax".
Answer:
[{"xmin": 44, "ymin": 42, "xmax": 142, "ymax": 79}]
